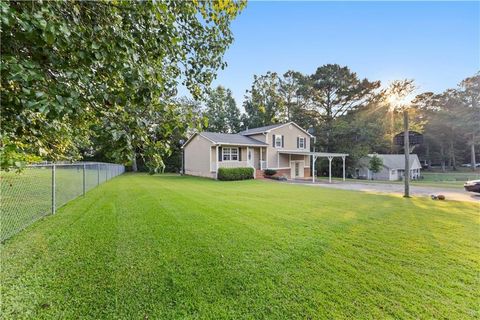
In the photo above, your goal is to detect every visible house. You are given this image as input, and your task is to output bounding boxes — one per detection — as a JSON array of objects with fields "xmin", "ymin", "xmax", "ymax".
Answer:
[
  {"xmin": 182, "ymin": 122, "xmax": 347, "ymax": 181},
  {"xmin": 356, "ymin": 154, "xmax": 422, "ymax": 181},
  {"xmin": 182, "ymin": 122, "xmax": 348, "ymax": 181},
  {"xmin": 182, "ymin": 122, "xmax": 310, "ymax": 179}
]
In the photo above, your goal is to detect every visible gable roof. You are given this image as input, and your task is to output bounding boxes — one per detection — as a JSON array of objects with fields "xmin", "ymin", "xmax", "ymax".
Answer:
[
  {"xmin": 238, "ymin": 121, "xmax": 314, "ymax": 137},
  {"xmin": 238, "ymin": 123, "xmax": 285, "ymax": 135},
  {"xmin": 366, "ymin": 154, "xmax": 422, "ymax": 170},
  {"xmin": 182, "ymin": 132, "xmax": 268, "ymax": 148}
]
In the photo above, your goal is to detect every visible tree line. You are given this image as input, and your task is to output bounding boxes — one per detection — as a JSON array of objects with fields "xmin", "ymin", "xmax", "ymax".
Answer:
[{"xmin": 199, "ymin": 65, "xmax": 479, "ymax": 173}]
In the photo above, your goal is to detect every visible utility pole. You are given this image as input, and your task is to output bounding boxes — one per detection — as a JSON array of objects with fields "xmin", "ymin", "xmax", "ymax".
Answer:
[{"xmin": 403, "ymin": 110, "xmax": 410, "ymax": 198}]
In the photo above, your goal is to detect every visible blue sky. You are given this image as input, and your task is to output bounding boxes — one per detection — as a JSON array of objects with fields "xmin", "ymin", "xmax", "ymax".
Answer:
[{"xmin": 208, "ymin": 1, "xmax": 479, "ymax": 109}]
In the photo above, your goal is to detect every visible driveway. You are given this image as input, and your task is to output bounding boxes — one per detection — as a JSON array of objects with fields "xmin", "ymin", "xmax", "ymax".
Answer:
[{"xmin": 287, "ymin": 180, "xmax": 480, "ymax": 203}]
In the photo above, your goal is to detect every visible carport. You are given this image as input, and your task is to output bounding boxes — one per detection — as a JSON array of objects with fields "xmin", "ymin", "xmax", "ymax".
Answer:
[{"xmin": 279, "ymin": 151, "xmax": 349, "ymax": 183}]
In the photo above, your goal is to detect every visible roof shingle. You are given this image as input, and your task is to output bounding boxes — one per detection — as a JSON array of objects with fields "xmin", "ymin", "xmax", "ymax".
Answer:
[
  {"xmin": 238, "ymin": 123, "xmax": 285, "ymax": 135},
  {"xmin": 200, "ymin": 132, "xmax": 268, "ymax": 146}
]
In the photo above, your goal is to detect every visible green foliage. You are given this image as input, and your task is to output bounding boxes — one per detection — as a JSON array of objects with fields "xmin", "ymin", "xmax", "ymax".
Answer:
[
  {"xmin": 264, "ymin": 169, "xmax": 277, "ymax": 176},
  {"xmin": 1, "ymin": 175, "xmax": 478, "ymax": 318},
  {"xmin": 242, "ymin": 72, "xmax": 286, "ymax": 129},
  {"xmin": 205, "ymin": 86, "xmax": 241, "ymax": 133},
  {"xmin": 217, "ymin": 167, "xmax": 254, "ymax": 181},
  {"xmin": 1, "ymin": 1, "xmax": 245, "ymax": 170},
  {"xmin": 369, "ymin": 155, "xmax": 383, "ymax": 174}
]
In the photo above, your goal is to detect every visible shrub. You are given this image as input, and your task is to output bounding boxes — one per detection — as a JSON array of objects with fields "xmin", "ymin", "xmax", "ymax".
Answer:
[
  {"xmin": 264, "ymin": 169, "xmax": 277, "ymax": 176},
  {"xmin": 217, "ymin": 167, "xmax": 254, "ymax": 181}
]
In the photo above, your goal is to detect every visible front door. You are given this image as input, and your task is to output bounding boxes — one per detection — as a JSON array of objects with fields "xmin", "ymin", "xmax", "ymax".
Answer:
[{"xmin": 291, "ymin": 161, "xmax": 304, "ymax": 179}]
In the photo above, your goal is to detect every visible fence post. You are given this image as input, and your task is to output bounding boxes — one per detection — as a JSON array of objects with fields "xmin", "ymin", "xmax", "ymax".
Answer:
[
  {"xmin": 51, "ymin": 164, "xmax": 56, "ymax": 214},
  {"xmin": 83, "ymin": 163, "xmax": 86, "ymax": 196},
  {"xmin": 97, "ymin": 163, "xmax": 100, "ymax": 185},
  {"xmin": 105, "ymin": 165, "xmax": 108, "ymax": 181}
]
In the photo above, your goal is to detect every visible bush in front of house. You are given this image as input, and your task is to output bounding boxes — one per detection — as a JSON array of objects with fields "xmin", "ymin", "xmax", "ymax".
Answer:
[
  {"xmin": 217, "ymin": 167, "xmax": 254, "ymax": 181},
  {"xmin": 264, "ymin": 169, "xmax": 277, "ymax": 176}
]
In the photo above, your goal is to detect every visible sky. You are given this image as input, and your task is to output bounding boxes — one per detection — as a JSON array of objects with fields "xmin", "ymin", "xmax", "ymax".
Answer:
[{"xmin": 207, "ymin": 1, "xmax": 480, "ymax": 109}]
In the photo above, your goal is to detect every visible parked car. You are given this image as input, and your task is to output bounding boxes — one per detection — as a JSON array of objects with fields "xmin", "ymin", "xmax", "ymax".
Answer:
[{"xmin": 464, "ymin": 180, "xmax": 480, "ymax": 193}]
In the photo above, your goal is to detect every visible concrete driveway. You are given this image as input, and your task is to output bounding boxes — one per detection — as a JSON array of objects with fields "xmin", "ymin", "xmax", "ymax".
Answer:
[{"xmin": 287, "ymin": 180, "xmax": 480, "ymax": 203}]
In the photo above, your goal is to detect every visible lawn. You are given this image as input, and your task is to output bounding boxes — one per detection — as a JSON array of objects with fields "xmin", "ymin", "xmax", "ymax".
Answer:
[{"xmin": 1, "ymin": 174, "xmax": 479, "ymax": 319}]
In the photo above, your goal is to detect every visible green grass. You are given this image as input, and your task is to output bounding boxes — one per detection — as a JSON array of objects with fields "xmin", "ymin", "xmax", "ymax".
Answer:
[{"xmin": 1, "ymin": 174, "xmax": 479, "ymax": 319}]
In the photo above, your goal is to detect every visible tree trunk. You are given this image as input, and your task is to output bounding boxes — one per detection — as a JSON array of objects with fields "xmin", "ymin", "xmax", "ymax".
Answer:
[
  {"xmin": 403, "ymin": 110, "xmax": 410, "ymax": 198},
  {"xmin": 440, "ymin": 144, "xmax": 446, "ymax": 172},
  {"xmin": 425, "ymin": 142, "xmax": 431, "ymax": 169},
  {"xmin": 471, "ymin": 133, "xmax": 476, "ymax": 171},
  {"xmin": 449, "ymin": 138, "xmax": 456, "ymax": 171},
  {"xmin": 132, "ymin": 152, "xmax": 138, "ymax": 172}
]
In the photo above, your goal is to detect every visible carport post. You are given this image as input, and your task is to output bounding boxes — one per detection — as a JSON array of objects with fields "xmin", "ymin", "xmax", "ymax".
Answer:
[
  {"xmin": 342, "ymin": 156, "xmax": 346, "ymax": 181},
  {"xmin": 312, "ymin": 155, "xmax": 317, "ymax": 183},
  {"xmin": 328, "ymin": 156, "xmax": 333, "ymax": 183}
]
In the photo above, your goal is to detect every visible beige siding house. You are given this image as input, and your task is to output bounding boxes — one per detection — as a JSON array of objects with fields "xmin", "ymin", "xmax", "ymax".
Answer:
[
  {"xmin": 356, "ymin": 154, "xmax": 422, "ymax": 181},
  {"xmin": 182, "ymin": 122, "xmax": 318, "ymax": 179}
]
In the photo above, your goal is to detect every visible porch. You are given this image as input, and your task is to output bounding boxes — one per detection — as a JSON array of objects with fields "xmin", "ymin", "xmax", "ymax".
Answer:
[{"xmin": 210, "ymin": 145, "xmax": 268, "ymax": 177}]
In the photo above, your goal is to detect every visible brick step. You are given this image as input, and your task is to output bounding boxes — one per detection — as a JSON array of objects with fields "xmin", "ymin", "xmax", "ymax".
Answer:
[{"xmin": 255, "ymin": 169, "xmax": 264, "ymax": 179}]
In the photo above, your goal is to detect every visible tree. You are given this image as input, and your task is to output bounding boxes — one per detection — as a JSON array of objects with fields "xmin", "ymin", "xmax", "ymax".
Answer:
[
  {"xmin": 369, "ymin": 154, "xmax": 383, "ymax": 180},
  {"xmin": 300, "ymin": 64, "xmax": 380, "ymax": 151},
  {"xmin": 242, "ymin": 72, "xmax": 285, "ymax": 129},
  {"xmin": 205, "ymin": 86, "xmax": 241, "ymax": 133},
  {"xmin": 1, "ymin": 1, "xmax": 245, "ymax": 171},
  {"xmin": 458, "ymin": 73, "xmax": 480, "ymax": 170}
]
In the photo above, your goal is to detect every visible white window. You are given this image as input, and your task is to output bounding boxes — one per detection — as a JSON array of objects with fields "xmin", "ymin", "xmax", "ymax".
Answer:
[
  {"xmin": 275, "ymin": 135, "xmax": 282, "ymax": 148},
  {"xmin": 222, "ymin": 147, "xmax": 238, "ymax": 161},
  {"xmin": 298, "ymin": 137, "xmax": 305, "ymax": 149}
]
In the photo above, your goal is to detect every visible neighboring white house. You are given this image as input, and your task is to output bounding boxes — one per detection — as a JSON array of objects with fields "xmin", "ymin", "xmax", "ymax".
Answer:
[
  {"xmin": 356, "ymin": 154, "xmax": 422, "ymax": 181},
  {"xmin": 181, "ymin": 122, "xmax": 348, "ymax": 181}
]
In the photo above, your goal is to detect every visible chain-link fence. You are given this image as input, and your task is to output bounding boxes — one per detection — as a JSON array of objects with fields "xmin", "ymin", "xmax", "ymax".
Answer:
[{"xmin": 1, "ymin": 162, "xmax": 124, "ymax": 241}]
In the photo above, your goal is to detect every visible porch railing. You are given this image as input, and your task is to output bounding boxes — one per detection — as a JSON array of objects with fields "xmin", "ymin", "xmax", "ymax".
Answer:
[
  {"xmin": 260, "ymin": 161, "xmax": 267, "ymax": 170},
  {"xmin": 218, "ymin": 161, "xmax": 250, "ymax": 169}
]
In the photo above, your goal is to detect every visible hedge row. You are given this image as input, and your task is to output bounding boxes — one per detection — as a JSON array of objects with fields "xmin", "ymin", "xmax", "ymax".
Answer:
[{"xmin": 217, "ymin": 167, "xmax": 254, "ymax": 181}]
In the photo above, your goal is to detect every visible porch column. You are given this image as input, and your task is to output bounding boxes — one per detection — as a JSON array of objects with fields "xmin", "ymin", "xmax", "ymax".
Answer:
[
  {"xmin": 312, "ymin": 155, "xmax": 317, "ymax": 183},
  {"xmin": 260, "ymin": 147, "xmax": 263, "ymax": 169},
  {"xmin": 328, "ymin": 156, "xmax": 333, "ymax": 183},
  {"xmin": 215, "ymin": 145, "xmax": 219, "ymax": 179},
  {"xmin": 342, "ymin": 156, "xmax": 346, "ymax": 181}
]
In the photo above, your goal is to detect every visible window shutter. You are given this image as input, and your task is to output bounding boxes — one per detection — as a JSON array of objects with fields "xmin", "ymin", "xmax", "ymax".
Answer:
[
  {"xmin": 238, "ymin": 148, "xmax": 242, "ymax": 161},
  {"xmin": 297, "ymin": 137, "xmax": 299, "ymax": 148},
  {"xmin": 218, "ymin": 147, "xmax": 222, "ymax": 162},
  {"xmin": 281, "ymin": 136, "xmax": 284, "ymax": 148},
  {"xmin": 272, "ymin": 134, "xmax": 275, "ymax": 147}
]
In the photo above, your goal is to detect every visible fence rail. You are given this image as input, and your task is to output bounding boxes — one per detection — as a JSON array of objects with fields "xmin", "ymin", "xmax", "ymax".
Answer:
[{"xmin": 1, "ymin": 162, "xmax": 124, "ymax": 241}]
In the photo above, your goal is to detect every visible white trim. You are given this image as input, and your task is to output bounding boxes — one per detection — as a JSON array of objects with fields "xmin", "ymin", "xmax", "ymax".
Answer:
[
  {"xmin": 222, "ymin": 147, "xmax": 239, "ymax": 162},
  {"xmin": 268, "ymin": 167, "xmax": 291, "ymax": 170},
  {"xmin": 298, "ymin": 136, "xmax": 306, "ymax": 149},
  {"xmin": 279, "ymin": 150, "xmax": 348, "ymax": 157},
  {"xmin": 275, "ymin": 135, "xmax": 283, "ymax": 148},
  {"xmin": 215, "ymin": 146, "xmax": 219, "ymax": 179},
  {"xmin": 182, "ymin": 132, "xmax": 215, "ymax": 148},
  {"xmin": 217, "ymin": 142, "xmax": 268, "ymax": 147}
]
